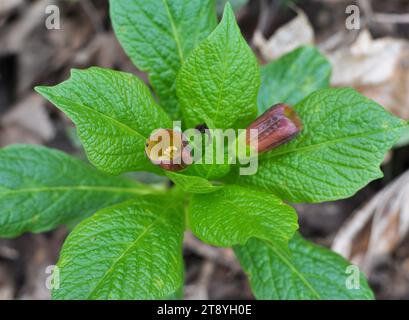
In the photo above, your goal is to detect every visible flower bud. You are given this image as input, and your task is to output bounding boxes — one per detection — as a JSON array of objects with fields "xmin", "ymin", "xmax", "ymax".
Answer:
[
  {"xmin": 247, "ymin": 103, "xmax": 302, "ymax": 153},
  {"xmin": 145, "ymin": 129, "xmax": 193, "ymax": 171}
]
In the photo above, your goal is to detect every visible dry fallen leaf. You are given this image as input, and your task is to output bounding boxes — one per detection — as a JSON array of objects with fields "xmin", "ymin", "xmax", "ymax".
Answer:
[
  {"xmin": 328, "ymin": 30, "xmax": 404, "ymax": 87},
  {"xmin": 0, "ymin": 0, "xmax": 95, "ymax": 94},
  {"xmin": 0, "ymin": 264, "xmax": 14, "ymax": 299},
  {"xmin": 253, "ymin": 8, "xmax": 314, "ymax": 61},
  {"xmin": 332, "ymin": 170, "xmax": 409, "ymax": 274},
  {"xmin": 0, "ymin": 93, "xmax": 55, "ymax": 146},
  {"xmin": 324, "ymin": 29, "xmax": 409, "ymax": 125},
  {"xmin": 0, "ymin": 0, "xmax": 23, "ymax": 18},
  {"xmin": 356, "ymin": 43, "xmax": 409, "ymax": 121}
]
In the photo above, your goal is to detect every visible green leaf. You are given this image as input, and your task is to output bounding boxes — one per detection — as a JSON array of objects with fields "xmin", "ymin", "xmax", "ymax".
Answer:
[
  {"xmin": 177, "ymin": 3, "xmax": 259, "ymax": 129},
  {"xmin": 161, "ymin": 287, "xmax": 184, "ymax": 300},
  {"xmin": 258, "ymin": 46, "xmax": 331, "ymax": 113},
  {"xmin": 235, "ymin": 88, "xmax": 406, "ymax": 203},
  {"xmin": 35, "ymin": 67, "xmax": 171, "ymax": 175},
  {"xmin": 0, "ymin": 145, "xmax": 156, "ymax": 237},
  {"xmin": 394, "ymin": 124, "xmax": 409, "ymax": 148},
  {"xmin": 183, "ymin": 162, "xmax": 231, "ymax": 180},
  {"xmin": 188, "ymin": 185, "xmax": 298, "ymax": 248},
  {"xmin": 182, "ymin": 132, "xmax": 232, "ymax": 180},
  {"xmin": 53, "ymin": 196, "xmax": 184, "ymax": 300},
  {"xmin": 110, "ymin": 0, "xmax": 217, "ymax": 119},
  {"xmin": 235, "ymin": 234, "xmax": 374, "ymax": 300},
  {"xmin": 166, "ymin": 171, "xmax": 221, "ymax": 193}
]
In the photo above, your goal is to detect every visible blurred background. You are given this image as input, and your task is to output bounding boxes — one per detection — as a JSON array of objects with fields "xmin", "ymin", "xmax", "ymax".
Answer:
[{"xmin": 0, "ymin": 0, "xmax": 409, "ymax": 299}]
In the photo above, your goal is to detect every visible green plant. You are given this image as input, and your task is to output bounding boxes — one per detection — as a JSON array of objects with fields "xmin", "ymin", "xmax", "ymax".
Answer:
[{"xmin": 0, "ymin": 1, "xmax": 407, "ymax": 300}]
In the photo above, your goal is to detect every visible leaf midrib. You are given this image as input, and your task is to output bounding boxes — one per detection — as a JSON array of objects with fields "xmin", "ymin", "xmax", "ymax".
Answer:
[
  {"xmin": 264, "ymin": 240, "xmax": 322, "ymax": 299},
  {"xmin": 219, "ymin": 195, "xmax": 293, "ymax": 244},
  {"xmin": 212, "ymin": 14, "xmax": 231, "ymax": 128},
  {"xmin": 87, "ymin": 211, "xmax": 163, "ymax": 298},
  {"xmin": 162, "ymin": 0, "xmax": 184, "ymax": 64},
  {"xmin": 85, "ymin": 200, "xmax": 181, "ymax": 298},
  {"xmin": 0, "ymin": 186, "xmax": 159, "ymax": 195}
]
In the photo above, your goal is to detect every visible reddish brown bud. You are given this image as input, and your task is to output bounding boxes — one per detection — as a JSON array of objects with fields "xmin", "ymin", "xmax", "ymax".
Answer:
[
  {"xmin": 247, "ymin": 103, "xmax": 302, "ymax": 153},
  {"xmin": 145, "ymin": 129, "xmax": 193, "ymax": 171}
]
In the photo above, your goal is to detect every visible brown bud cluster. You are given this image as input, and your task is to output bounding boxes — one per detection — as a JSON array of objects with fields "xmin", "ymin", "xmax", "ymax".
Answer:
[{"xmin": 246, "ymin": 103, "xmax": 302, "ymax": 153}]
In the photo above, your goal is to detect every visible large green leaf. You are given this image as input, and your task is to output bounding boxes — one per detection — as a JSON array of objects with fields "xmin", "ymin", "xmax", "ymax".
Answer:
[
  {"xmin": 177, "ymin": 3, "xmax": 259, "ymax": 129},
  {"xmin": 235, "ymin": 235, "xmax": 374, "ymax": 300},
  {"xmin": 235, "ymin": 88, "xmax": 406, "ymax": 203},
  {"xmin": 35, "ymin": 67, "xmax": 171, "ymax": 175},
  {"xmin": 53, "ymin": 196, "xmax": 184, "ymax": 300},
  {"xmin": 188, "ymin": 185, "xmax": 298, "ymax": 248},
  {"xmin": 0, "ymin": 145, "xmax": 156, "ymax": 237},
  {"xmin": 166, "ymin": 171, "xmax": 221, "ymax": 193},
  {"xmin": 110, "ymin": 0, "xmax": 217, "ymax": 119},
  {"xmin": 258, "ymin": 46, "xmax": 331, "ymax": 113}
]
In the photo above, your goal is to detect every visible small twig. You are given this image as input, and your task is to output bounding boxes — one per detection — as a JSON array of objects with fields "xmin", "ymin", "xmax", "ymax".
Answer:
[
  {"xmin": 357, "ymin": 0, "xmax": 372, "ymax": 28},
  {"xmin": 0, "ymin": 245, "xmax": 19, "ymax": 260},
  {"xmin": 79, "ymin": 0, "xmax": 104, "ymax": 33},
  {"xmin": 359, "ymin": 0, "xmax": 409, "ymax": 25},
  {"xmin": 185, "ymin": 261, "xmax": 215, "ymax": 300},
  {"xmin": 253, "ymin": 0, "xmax": 280, "ymax": 40},
  {"xmin": 318, "ymin": 31, "xmax": 345, "ymax": 51},
  {"xmin": 372, "ymin": 13, "xmax": 409, "ymax": 24},
  {"xmin": 184, "ymin": 232, "xmax": 242, "ymax": 273},
  {"xmin": 256, "ymin": 0, "xmax": 271, "ymax": 36},
  {"xmin": 197, "ymin": 260, "xmax": 215, "ymax": 288}
]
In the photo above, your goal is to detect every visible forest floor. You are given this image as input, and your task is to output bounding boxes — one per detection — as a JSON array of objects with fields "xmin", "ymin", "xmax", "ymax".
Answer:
[{"xmin": 0, "ymin": 0, "xmax": 409, "ymax": 299}]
